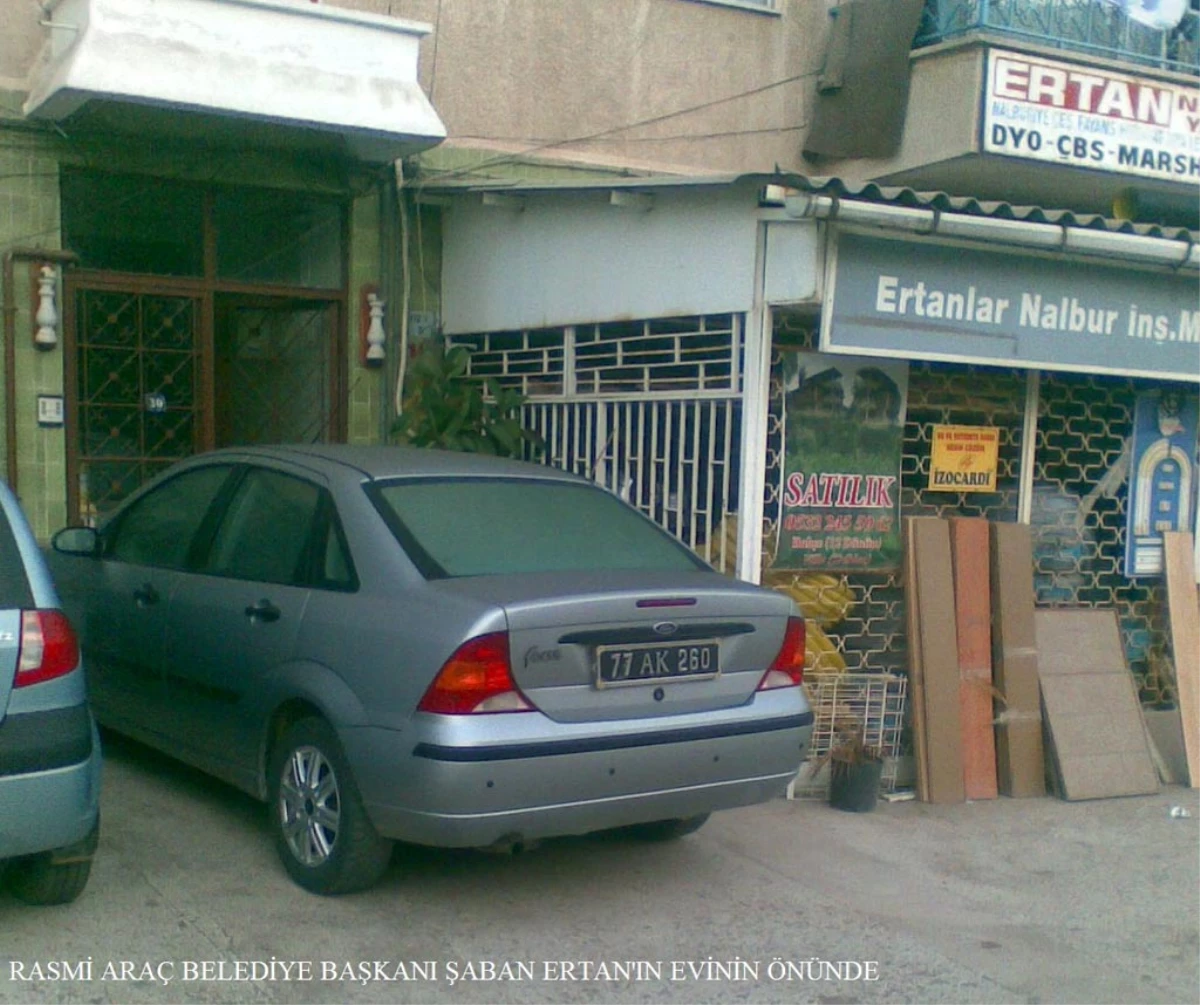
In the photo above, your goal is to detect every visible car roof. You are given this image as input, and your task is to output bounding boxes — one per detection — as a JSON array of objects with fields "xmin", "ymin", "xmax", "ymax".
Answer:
[{"xmin": 195, "ymin": 445, "xmax": 587, "ymax": 484}]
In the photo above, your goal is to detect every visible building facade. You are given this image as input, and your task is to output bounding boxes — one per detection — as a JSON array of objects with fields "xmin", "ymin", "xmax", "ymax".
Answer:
[
  {"xmin": 0, "ymin": 0, "xmax": 445, "ymax": 537},
  {"xmin": 2, "ymin": 0, "xmax": 1198, "ymax": 703},
  {"xmin": 385, "ymin": 0, "xmax": 1200, "ymax": 701}
]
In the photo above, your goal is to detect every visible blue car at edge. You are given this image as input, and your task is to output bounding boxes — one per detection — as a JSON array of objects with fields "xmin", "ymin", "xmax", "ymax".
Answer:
[{"xmin": 0, "ymin": 480, "xmax": 100, "ymax": 904}]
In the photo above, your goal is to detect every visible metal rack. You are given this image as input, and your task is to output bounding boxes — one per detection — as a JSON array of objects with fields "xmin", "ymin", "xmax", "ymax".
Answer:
[{"xmin": 788, "ymin": 672, "xmax": 909, "ymax": 799}]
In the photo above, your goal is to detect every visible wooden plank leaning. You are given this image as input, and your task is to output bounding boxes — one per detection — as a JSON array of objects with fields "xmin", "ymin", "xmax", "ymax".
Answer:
[
  {"xmin": 951, "ymin": 518, "xmax": 998, "ymax": 800},
  {"xmin": 1163, "ymin": 531, "xmax": 1199, "ymax": 789}
]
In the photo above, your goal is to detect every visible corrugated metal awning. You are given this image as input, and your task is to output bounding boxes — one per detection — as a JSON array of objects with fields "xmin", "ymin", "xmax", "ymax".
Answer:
[{"xmin": 419, "ymin": 170, "xmax": 1197, "ymax": 242}]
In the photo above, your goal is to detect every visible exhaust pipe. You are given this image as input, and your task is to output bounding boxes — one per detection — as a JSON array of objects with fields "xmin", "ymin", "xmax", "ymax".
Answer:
[{"xmin": 479, "ymin": 833, "xmax": 541, "ymax": 856}]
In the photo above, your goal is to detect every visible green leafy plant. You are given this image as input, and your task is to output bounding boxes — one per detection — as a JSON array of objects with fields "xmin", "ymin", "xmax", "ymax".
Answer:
[
  {"xmin": 391, "ymin": 341, "xmax": 544, "ymax": 458},
  {"xmin": 829, "ymin": 728, "xmax": 884, "ymax": 766},
  {"xmin": 814, "ymin": 714, "xmax": 884, "ymax": 768}
]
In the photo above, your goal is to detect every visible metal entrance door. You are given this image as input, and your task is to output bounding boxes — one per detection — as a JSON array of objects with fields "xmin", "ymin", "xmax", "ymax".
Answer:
[
  {"xmin": 67, "ymin": 286, "xmax": 202, "ymax": 523},
  {"xmin": 214, "ymin": 297, "xmax": 341, "ymax": 448}
]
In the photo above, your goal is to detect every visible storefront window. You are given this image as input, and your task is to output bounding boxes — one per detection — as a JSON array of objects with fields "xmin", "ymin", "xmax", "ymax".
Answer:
[
  {"xmin": 766, "ymin": 316, "xmax": 1028, "ymax": 678},
  {"xmin": 766, "ymin": 315, "xmax": 1192, "ymax": 708}
]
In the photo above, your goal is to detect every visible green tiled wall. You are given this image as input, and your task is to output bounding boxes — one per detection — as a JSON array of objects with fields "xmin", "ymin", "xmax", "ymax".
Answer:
[
  {"xmin": 1, "ymin": 124, "xmax": 67, "ymax": 541},
  {"xmin": 348, "ymin": 187, "xmax": 387, "ymax": 445},
  {"xmin": 2, "ymin": 120, "xmax": 395, "ymax": 535}
]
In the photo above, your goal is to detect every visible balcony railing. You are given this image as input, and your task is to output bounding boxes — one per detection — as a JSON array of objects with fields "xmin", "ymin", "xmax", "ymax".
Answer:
[{"xmin": 915, "ymin": 0, "xmax": 1200, "ymax": 75}]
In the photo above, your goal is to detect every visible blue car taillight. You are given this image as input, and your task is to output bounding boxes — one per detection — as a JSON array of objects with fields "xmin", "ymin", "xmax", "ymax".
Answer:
[
  {"xmin": 14, "ymin": 610, "xmax": 80, "ymax": 688},
  {"xmin": 757, "ymin": 616, "xmax": 806, "ymax": 691}
]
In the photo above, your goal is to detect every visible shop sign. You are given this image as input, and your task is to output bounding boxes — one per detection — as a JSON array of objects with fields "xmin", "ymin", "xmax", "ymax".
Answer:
[
  {"xmin": 823, "ymin": 231, "xmax": 1200, "ymax": 382},
  {"xmin": 928, "ymin": 425, "xmax": 1000, "ymax": 492},
  {"xmin": 983, "ymin": 49, "xmax": 1200, "ymax": 184},
  {"xmin": 774, "ymin": 352, "xmax": 908, "ymax": 572},
  {"xmin": 1125, "ymin": 390, "xmax": 1198, "ymax": 577}
]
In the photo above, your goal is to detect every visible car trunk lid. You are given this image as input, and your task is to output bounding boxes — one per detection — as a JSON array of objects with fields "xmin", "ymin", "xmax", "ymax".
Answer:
[{"xmin": 428, "ymin": 570, "xmax": 793, "ymax": 723}]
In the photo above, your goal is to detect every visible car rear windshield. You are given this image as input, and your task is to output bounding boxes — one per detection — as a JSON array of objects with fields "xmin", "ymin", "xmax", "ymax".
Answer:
[
  {"xmin": 0, "ymin": 511, "xmax": 35, "ymax": 609},
  {"xmin": 372, "ymin": 478, "xmax": 707, "ymax": 579}
]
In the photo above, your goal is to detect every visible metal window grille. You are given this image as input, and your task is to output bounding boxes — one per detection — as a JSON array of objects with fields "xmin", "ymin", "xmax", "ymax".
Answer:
[
  {"xmin": 915, "ymin": 0, "xmax": 1199, "ymax": 75},
  {"xmin": 74, "ymin": 289, "xmax": 200, "ymax": 519},
  {"xmin": 765, "ymin": 314, "xmax": 1180, "ymax": 707},
  {"xmin": 1033, "ymin": 370, "xmax": 1175, "ymax": 706},
  {"xmin": 458, "ymin": 315, "xmax": 740, "ymax": 399},
  {"xmin": 453, "ymin": 316, "xmax": 745, "ymax": 572}
]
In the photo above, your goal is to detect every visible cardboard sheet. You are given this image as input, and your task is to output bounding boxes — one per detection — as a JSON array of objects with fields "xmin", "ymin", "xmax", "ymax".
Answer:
[
  {"xmin": 1163, "ymin": 531, "xmax": 1199, "ymax": 788},
  {"xmin": 989, "ymin": 522, "xmax": 1045, "ymax": 797},
  {"xmin": 950, "ymin": 518, "xmax": 998, "ymax": 800},
  {"xmin": 906, "ymin": 517, "xmax": 965, "ymax": 804},
  {"xmin": 1035, "ymin": 609, "xmax": 1158, "ymax": 801}
]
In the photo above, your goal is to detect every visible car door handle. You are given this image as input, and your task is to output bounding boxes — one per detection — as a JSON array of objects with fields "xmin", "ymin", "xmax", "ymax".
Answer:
[
  {"xmin": 244, "ymin": 599, "xmax": 281, "ymax": 623},
  {"xmin": 133, "ymin": 583, "xmax": 160, "ymax": 607}
]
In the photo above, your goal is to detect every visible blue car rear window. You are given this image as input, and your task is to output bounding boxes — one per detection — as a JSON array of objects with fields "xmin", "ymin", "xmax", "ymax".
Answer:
[
  {"xmin": 372, "ymin": 478, "xmax": 707, "ymax": 579},
  {"xmin": 0, "ymin": 511, "xmax": 35, "ymax": 609}
]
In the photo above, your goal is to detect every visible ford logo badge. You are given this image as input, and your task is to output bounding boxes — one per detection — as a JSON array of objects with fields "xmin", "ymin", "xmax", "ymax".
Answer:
[{"xmin": 653, "ymin": 621, "xmax": 678, "ymax": 637}]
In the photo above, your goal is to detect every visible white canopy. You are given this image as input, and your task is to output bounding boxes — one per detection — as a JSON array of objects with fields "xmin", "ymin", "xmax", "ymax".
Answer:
[{"xmin": 24, "ymin": 0, "xmax": 446, "ymax": 163}]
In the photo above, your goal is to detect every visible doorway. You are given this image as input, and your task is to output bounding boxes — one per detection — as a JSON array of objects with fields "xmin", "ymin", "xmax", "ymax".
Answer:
[
  {"xmin": 67, "ymin": 284, "xmax": 344, "ymax": 522},
  {"xmin": 68, "ymin": 282, "xmax": 203, "ymax": 523},
  {"xmin": 214, "ymin": 295, "xmax": 341, "ymax": 448},
  {"xmin": 61, "ymin": 170, "xmax": 349, "ymax": 522}
]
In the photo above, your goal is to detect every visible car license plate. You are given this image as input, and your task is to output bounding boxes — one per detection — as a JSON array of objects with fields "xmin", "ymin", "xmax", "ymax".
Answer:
[{"xmin": 595, "ymin": 640, "xmax": 719, "ymax": 687}]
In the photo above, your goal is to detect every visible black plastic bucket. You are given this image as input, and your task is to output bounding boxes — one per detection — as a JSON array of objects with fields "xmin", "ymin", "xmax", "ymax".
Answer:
[{"xmin": 828, "ymin": 758, "xmax": 883, "ymax": 813}]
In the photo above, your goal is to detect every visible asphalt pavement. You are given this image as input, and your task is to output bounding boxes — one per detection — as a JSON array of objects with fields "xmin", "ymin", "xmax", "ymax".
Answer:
[{"xmin": 1, "ymin": 731, "xmax": 1197, "ymax": 1005}]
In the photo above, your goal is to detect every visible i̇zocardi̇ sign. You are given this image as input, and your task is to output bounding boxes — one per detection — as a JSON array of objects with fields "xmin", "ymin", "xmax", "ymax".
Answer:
[
  {"xmin": 822, "ymin": 231, "xmax": 1200, "ymax": 381},
  {"xmin": 928, "ymin": 425, "xmax": 1000, "ymax": 492},
  {"xmin": 984, "ymin": 49, "xmax": 1200, "ymax": 183}
]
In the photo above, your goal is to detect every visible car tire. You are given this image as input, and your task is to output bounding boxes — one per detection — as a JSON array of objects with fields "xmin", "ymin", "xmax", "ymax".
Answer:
[
  {"xmin": 268, "ymin": 717, "xmax": 391, "ymax": 895},
  {"xmin": 625, "ymin": 813, "xmax": 710, "ymax": 841},
  {"xmin": 8, "ymin": 855, "xmax": 92, "ymax": 905}
]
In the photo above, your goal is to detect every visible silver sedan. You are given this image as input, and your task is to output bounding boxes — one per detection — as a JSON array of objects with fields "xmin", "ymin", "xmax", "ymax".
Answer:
[{"xmin": 50, "ymin": 446, "xmax": 813, "ymax": 894}]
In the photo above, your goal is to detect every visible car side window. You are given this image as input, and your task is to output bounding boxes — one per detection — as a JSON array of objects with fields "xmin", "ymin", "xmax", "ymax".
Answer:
[
  {"xmin": 204, "ymin": 468, "xmax": 323, "ymax": 586},
  {"xmin": 107, "ymin": 465, "xmax": 234, "ymax": 570},
  {"xmin": 315, "ymin": 509, "xmax": 357, "ymax": 591}
]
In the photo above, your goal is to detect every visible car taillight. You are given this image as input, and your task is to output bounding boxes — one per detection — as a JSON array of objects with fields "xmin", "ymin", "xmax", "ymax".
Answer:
[
  {"xmin": 14, "ymin": 610, "xmax": 80, "ymax": 689},
  {"xmin": 757, "ymin": 616, "xmax": 806, "ymax": 691},
  {"xmin": 417, "ymin": 632, "xmax": 533, "ymax": 714}
]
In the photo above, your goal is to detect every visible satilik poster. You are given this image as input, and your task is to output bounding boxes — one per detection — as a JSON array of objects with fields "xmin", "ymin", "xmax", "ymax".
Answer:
[
  {"xmin": 775, "ymin": 353, "xmax": 908, "ymax": 571},
  {"xmin": 1125, "ymin": 389, "xmax": 1198, "ymax": 577}
]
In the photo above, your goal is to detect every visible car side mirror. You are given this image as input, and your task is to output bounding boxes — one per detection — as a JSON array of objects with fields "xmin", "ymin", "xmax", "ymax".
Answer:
[{"xmin": 52, "ymin": 526, "xmax": 102, "ymax": 557}]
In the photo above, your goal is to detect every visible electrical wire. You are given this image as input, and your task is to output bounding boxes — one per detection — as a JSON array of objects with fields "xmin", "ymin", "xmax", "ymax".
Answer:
[
  {"xmin": 449, "ymin": 123, "xmax": 810, "ymax": 146},
  {"xmin": 415, "ymin": 66, "xmax": 822, "ymax": 188}
]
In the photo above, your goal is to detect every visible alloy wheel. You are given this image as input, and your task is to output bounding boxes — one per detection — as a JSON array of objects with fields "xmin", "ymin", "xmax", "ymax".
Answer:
[{"xmin": 278, "ymin": 744, "xmax": 341, "ymax": 867}]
